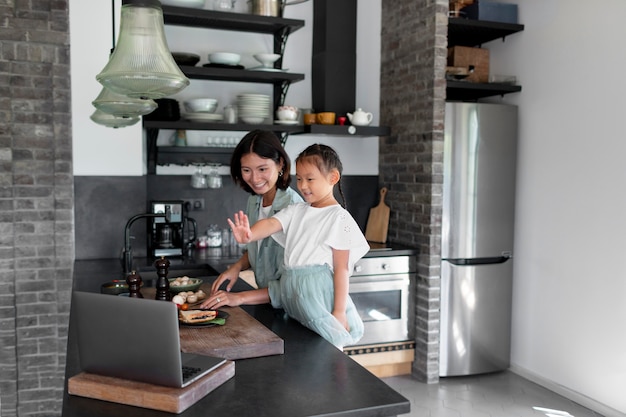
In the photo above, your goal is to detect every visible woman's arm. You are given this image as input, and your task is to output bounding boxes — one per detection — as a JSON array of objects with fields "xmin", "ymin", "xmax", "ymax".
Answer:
[
  {"xmin": 229, "ymin": 210, "xmax": 283, "ymax": 244},
  {"xmin": 200, "ymin": 287, "xmax": 270, "ymax": 309},
  {"xmin": 331, "ymin": 249, "xmax": 351, "ymax": 331},
  {"xmin": 209, "ymin": 251, "xmax": 250, "ymax": 295}
]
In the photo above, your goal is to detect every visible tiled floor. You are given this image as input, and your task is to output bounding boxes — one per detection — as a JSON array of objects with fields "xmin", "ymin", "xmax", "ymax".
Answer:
[{"xmin": 382, "ymin": 371, "xmax": 604, "ymax": 417}]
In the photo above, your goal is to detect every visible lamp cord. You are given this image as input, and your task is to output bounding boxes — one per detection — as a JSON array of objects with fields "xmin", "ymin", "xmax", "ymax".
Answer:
[{"xmin": 111, "ymin": 0, "xmax": 116, "ymax": 52}]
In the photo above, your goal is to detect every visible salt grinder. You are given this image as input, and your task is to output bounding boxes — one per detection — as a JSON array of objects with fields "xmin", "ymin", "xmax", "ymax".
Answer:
[
  {"xmin": 154, "ymin": 256, "xmax": 171, "ymax": 301},
  {"xmin": 125, "ymin": 270, "xmax": 143, "ymax": 298}
]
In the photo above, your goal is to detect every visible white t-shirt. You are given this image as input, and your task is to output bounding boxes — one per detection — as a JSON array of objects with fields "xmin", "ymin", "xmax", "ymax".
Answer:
[{"xmin": 271, "ymin": 203, "xmax": 369, "ymax": 274}]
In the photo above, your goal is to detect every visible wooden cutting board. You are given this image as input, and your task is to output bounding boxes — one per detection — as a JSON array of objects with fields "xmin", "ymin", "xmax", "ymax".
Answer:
[
  {"xmin": 142, "ymin": 285, "xmax": 284, "ymax": 360},
  {"xmin": 365, "ymin": 187, "xmax": 390, "ymax": 243},
  {"xmin": 68, "ymin": 361, "xmax": 235, "ymax": 414}
]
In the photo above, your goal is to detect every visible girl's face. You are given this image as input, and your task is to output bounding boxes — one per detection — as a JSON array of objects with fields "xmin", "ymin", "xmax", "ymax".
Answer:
[
  {"xmin": 240, "ymin": 152, "xmax": 282, "ymax": 197},
  {"xmin": 295, "ymin": 160, "xmax": 338, "ymax": 208}
]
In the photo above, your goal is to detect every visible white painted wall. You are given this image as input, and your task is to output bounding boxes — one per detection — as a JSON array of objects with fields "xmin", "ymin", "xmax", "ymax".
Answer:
[
  {"xmin": 70, "ymin": 0, "xmax": 380, "ymax": 176},
  {"xmin": 485, "ymin": 1, "xmax": 626, "ymax": 415}
]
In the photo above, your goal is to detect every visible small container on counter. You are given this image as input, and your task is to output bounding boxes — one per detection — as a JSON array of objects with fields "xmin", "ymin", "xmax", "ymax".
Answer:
[{"xmin": 206, "ymin": 225, "xmax": 222, "ymax": 247}]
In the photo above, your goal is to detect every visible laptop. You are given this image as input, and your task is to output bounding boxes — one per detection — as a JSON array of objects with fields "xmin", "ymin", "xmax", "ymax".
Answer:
[{"xmin": 72, "ymin": 291, "xmax": 226, "ymax": 388}]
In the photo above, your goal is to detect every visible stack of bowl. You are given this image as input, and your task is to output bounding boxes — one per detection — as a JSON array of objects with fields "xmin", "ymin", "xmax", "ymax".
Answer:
[
  {"xmin": 183, "ymin": 98, "xmax": 223, "ymax": 123},
  {"xmin": 237, "ymin": 94, "xmax": 270, "ymax": 124}
]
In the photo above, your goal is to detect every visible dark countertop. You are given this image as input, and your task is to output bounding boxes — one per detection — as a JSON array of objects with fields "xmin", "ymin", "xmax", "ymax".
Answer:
[{"xmin": 63, "ymin": 254, "xmax": 412, "ymax": 417}]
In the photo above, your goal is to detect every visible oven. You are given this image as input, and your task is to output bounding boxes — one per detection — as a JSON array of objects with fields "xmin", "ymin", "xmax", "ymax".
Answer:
[{"xmin": 347, "ymin": 254, "xmax": 416, "ymax": 347}]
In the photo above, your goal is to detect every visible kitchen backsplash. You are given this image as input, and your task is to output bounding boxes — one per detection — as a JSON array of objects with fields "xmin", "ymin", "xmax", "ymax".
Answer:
[{"xmin": 74, "ymin": 175, "xmax": 379, "ymax": 260}]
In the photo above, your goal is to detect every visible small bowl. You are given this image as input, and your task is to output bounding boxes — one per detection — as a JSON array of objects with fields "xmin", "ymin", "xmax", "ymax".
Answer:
[
  {"xmin": 276, "ymin": 108, "xmax": 298, "ymax": 121},
  {"xmin": 254, "ymin": 53, "xmax": 281, "ymax": 68},
  {"xmin": 184, "ymin": 98, "xmax": 218, "ymax": 113},
  {"xmin": 168, "ymin": 277, "xmax": 203, "ymax": 293},
  {"xmin": 171, "ymin": 52, "xmax": 200, "ymax": 67},
  {"xmin": 316, "ymin": 111, "xmax": 336, "ymax": 125},
  {"xmin": 209, "ymin": 52, "xmax": 241, "ymax": 66},
  {"xmin": 101, "ymin": 280, "xmax": 129, "ymax": 296}
]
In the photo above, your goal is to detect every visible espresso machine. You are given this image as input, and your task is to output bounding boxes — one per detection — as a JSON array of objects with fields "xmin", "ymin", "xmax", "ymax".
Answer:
[{"xmin": 148, "ymin": 200, "xmax": 185, "ymax": 257}]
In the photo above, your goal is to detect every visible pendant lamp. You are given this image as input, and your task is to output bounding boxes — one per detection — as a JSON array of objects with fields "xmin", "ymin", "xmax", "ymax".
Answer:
[
  {"xmin": 96, "ymin": 0, "xmax": 189, "ymax": 100},
  {"xmin": 90, "ymin": 109, "xmax": 141, "ymax": 128},
  {"xmin": 92, "ymin": 81, "xmax": 158, "ymax": 117}
]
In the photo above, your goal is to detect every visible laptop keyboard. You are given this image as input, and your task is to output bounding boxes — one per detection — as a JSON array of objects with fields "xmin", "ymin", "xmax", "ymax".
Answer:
[{"xmin": 182, "ymin": 366, "xmax": 202, "ymax": 382}]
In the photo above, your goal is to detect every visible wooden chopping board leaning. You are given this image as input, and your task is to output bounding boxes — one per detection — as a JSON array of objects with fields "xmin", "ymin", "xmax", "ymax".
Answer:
[{"xmin": 365, "ymin": 187, "xmax": 390, "ymax": 243}]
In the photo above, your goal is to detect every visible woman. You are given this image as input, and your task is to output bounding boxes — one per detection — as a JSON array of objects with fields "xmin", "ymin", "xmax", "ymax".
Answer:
[{"xmin": 200, "ymin": 130, "xmax": 303, "ymax": 309}]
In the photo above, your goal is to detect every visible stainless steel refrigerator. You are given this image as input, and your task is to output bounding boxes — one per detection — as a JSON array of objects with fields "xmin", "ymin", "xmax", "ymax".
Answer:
[{"xmin": 439, "ymin": 102, "xmax": 517, "ymax": 377}]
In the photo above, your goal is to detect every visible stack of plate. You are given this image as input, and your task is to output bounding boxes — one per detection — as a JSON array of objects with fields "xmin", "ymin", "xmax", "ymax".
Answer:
[{"xmin": 237, "ymin": 94, "xmax": 270, "ymax": 124}]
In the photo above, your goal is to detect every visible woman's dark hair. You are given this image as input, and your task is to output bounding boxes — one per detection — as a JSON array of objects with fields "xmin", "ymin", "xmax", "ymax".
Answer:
[
  {"xmin": 296, "ymin": 143, "xmax": 347, "ymax": 207},
  {"xmin": 230, "ymin": 130, "xmax": 292, "ymax": 194}
]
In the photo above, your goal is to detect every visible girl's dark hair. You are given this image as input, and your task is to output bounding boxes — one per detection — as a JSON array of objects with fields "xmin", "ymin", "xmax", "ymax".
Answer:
[
  {"xmin": 296, "ymin": 144, "xmax": 347, "ymax": 208},
  {"xmin": 230, "ymin": 130, "xmax": 292, "ymax": 195}
]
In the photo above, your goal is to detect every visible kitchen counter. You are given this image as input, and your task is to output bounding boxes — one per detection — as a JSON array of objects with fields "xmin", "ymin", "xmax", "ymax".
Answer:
[{"xmin": 63, "ymin": 257, "xmax": 411, "ymax": 417}]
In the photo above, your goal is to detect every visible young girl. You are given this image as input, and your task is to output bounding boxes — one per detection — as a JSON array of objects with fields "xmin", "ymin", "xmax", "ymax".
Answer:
[{"xmin": 228, "ymin": 144, "xmax": 369, "ymax": 348}]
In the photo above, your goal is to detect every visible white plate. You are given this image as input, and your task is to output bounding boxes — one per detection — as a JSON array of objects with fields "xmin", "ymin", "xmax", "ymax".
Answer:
[
  {"xmin": 184, "ymin": 113, "xmax": 224, "ymax": 122},
  {"xmin": 274, "ymin": 120, "xmax": 299, "ymax": 125},
  {"xmin": 241, "ymin": 116, "xmax": 266, "ymax": 124},
  {"xmin": 247, "ymin": 67, "xmax": 289, "ymax": 72}
]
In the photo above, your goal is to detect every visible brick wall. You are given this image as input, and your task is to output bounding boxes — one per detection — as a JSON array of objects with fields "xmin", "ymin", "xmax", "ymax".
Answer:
[
  {"xmin": 380, "ymin": 0, "xmax": 448, "ymax": 383},
  {"xmin": 0, "ymin": 1, "xmax": 74, "ymax": 416}
]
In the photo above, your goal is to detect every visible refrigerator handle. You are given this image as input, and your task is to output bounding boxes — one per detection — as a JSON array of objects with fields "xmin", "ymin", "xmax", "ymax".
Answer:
[{"xmin": 443, "ymin": 255, "xmax": 511, "ymax": 266}]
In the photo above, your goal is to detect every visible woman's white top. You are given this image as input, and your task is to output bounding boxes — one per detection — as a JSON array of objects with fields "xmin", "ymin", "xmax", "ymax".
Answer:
[{"xmin": 271, "ymin": 202, "xmax": 369, "ymax": 274}]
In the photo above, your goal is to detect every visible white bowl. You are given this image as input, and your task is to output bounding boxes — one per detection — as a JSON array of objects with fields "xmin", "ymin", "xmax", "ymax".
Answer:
[
  {"xmin": 160, "ymin": 0, "xmax": 206, "ymax": 8},
  {"xmin": 185, "ymin": 131, "xmax": 210, "ymax": 147},
  {"xmin": 276, "ymin": 108, "xmax": 298, "ymax": 121},
  {"xmin": 254, "ymin": 53, "xmax": 281, "ymax": 68},
  {"xmin": 184, "ymin": 98, "xmax": 218, "ymax": 113},
  {"xmin": 209, "ymin": 52, "xmax": 241, "ymax": 66}
]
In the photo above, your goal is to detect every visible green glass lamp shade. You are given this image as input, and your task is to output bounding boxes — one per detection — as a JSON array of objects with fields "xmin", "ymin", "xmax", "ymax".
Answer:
[
  {"xmin": 90, "ymin": 109, "xmax": 140, "ymax": 128},
  {"xmin": 96, "ymin": 0, "xmax": 189, "ymax": 99},
  {"xmin": 92, "ymin": 85, "xmax": 158, "ymax": 117}
]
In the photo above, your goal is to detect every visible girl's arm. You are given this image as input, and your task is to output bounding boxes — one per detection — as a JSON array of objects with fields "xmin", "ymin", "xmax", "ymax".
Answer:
[
  {"xmin": 228, "ymin": 210, "xmax": 283, "ymax": 244},
  {"xmin": 331, "ymin": 248, "xmax": 351, "ymax": 331}
]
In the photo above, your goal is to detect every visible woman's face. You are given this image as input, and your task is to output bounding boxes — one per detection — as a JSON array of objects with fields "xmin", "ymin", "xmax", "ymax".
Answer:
[{"xmin": 240, "ymin": 152, "xmax": 282, "ymax": 196}]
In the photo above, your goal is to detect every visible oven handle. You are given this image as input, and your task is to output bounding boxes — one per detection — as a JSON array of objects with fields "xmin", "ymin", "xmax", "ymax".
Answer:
[{"xmin": 349, "ymin": 279, "xmax": 409, "ymax": 293}]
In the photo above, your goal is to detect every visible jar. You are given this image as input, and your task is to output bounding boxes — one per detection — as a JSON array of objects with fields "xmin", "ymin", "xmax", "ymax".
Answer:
[
  {"xmin": 206, "ymin": 225, "xmax": 222, "ymax": 247},
  {"xmin": 207, "ymin": 163, "xmax": 222, "ymax": 189},
  {"xmin": 196, "ymin": 235, "xmax": 209, "ymax": 248}
]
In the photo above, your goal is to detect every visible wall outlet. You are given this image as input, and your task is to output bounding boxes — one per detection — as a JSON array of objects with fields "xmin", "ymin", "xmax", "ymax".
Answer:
[{"xmin": 183, "ymin": 198, "xmax": 205, "ymax": 211}]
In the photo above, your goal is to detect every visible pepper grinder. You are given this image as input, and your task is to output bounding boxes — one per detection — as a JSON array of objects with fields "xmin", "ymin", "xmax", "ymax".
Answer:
[
  {"xmin": 154, "ymin": 256, "xmax": 171, "ymax": 301},
  {"xmin": 125, "ymin": 270, "xmax": 143, "ymax": 298}
]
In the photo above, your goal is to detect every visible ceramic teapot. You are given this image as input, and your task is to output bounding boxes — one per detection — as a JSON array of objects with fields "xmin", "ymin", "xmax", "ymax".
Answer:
[{"xmin": 347, "ymin": 108, "xmax": 373, "ymax": 126}]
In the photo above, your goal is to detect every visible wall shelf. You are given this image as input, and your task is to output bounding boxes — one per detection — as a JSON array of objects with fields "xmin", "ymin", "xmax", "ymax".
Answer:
[
  {"xmin": 446, "ymin": 81, "xmax": 522, "ymax": 101},
  {"xmin": 447, "ymin": 18, "xmax": 524, "ymax": 101},
  {"xmin": 304, "ymin": 125, "xmax": 391, "ymax": 136},
  {"xmin": 448, "ymin": 18, "xmax": 524, "ymax": 47},
  {"xmin": 161, "ymin": 6, "xmax": 305, "ymax": 36}
]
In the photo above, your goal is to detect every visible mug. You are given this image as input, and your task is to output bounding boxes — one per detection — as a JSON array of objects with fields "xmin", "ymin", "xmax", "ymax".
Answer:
[
  {"xmin": 303, "ymin": 113, "xmax": 317, "ymax": 125},
  {"xmin": 316, "ymin": 112, "xmax": 336, "ymax": 125}
]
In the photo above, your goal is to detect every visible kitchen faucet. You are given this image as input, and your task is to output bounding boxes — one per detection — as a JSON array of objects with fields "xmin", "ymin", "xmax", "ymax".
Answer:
[{"xmin": 122, "ymin": 206, "xmax": 171, "ymax": 276}]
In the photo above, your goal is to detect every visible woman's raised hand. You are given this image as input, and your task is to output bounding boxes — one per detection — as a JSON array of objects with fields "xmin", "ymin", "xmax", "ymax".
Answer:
[{"xmin": 227, "ymin": 210, "xmax": 252, "ymax": 244}]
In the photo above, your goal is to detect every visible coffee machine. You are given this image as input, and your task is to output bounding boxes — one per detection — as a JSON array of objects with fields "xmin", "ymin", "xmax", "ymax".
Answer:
[{"xmin": 148, "ymin": 200, "xmax": 185, "ymax": 257}]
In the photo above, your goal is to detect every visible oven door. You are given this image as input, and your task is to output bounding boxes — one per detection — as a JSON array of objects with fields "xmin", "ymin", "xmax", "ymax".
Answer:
[{"xmin": 348, "ymin": 275, "xmax": 410, "ymax": 346}]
